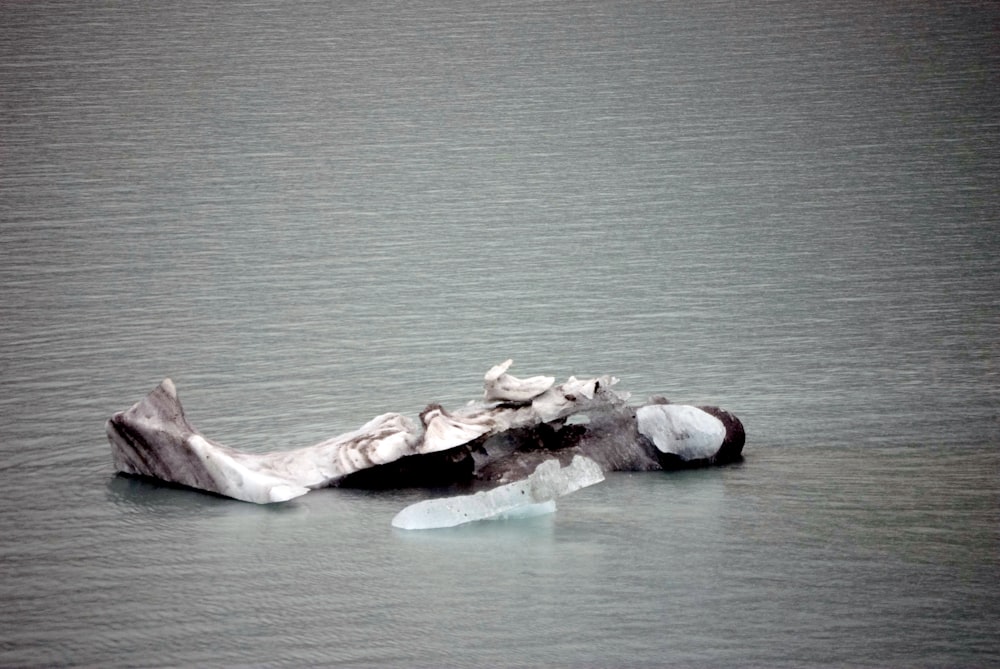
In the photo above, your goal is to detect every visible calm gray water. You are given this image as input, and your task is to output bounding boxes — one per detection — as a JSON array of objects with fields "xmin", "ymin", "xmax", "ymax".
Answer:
[{"xmin": 2, "ymin": 1, "xmax": 998, "ymax": 666}]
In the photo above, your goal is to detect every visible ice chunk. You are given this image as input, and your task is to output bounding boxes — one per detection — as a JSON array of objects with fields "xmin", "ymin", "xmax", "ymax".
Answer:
[
  {"xmin": 635, "ymin": 404, "xmax": 725, "ymax": 461},
  {"xmin": 483, "ymin": 359, "xmax": 555, "ymax": 403},
  {"xmin": 391, "ymin": 455, "xmax": 604, "ymax": 530}
]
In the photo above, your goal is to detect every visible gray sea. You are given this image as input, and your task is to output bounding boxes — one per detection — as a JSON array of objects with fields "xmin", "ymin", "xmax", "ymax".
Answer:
[{"xmin": 1, "ymin": 1, "xmax": 998, "ymax": 667}]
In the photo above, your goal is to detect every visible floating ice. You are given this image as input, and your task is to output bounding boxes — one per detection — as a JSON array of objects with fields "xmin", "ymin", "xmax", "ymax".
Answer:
[
  {"xmin": 391, "ymin": 455, "xmax": 604, "ymax": 530},
  {"xmin": 107, "ymin": 361, "xmax": 744, "ymax": 510}
]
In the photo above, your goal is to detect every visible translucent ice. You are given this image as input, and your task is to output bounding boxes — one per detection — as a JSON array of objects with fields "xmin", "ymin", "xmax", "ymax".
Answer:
[{"xmin": 391, "ymin": 455, "xmax": 604, "ymax": 530}]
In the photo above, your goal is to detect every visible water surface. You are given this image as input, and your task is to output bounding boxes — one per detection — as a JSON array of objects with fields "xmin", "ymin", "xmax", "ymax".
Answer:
[{"xmin": 1, "ymin": 1, "xmax": 997, "ymax": 666}]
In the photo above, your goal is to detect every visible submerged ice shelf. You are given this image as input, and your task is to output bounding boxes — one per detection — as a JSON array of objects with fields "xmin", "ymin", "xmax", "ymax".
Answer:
[{"xmin": 106, "ymin": 360, "xmax": 745, "ymax": 526}]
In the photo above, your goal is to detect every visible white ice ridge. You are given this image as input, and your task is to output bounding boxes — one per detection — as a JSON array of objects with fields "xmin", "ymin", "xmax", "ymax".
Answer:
[
  {"xmin": 391, "ymin": 454, "xmax": 604, "ymax": 530},
  {"xmin": 635, "ymin": 404, "xmax": 726, "ymax": 461}
]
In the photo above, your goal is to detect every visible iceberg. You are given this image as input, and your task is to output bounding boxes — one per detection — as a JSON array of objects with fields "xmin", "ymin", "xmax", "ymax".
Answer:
[
  {"xmin": 106, "ymin": 362, "xmax": 635, "ymax": 503},
  {"xmin": 391, "ymin": 455, "xmax": 604, "ymax": 530},
  {"xmin": 106, "ymin": 361, "xmax": 745, "ymax": 520}
]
